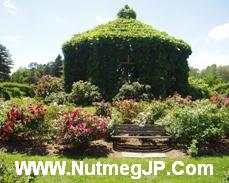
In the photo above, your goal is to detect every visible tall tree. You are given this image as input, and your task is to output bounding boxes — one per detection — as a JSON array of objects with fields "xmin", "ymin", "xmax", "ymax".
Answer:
[
  {"xmin": 217, "ymin": 65, "xmax": 229, "ymax": 82},
  {"xmin": 10, "ymin": 54, "xmax": 63, "ymax": 84},
  {"xmin": 0, "ymin": 44, "xmax": 13, "ymax": 81},
  {"xmin": 51, "ymin": 54, "xmax": 63, "ymax": 77}
]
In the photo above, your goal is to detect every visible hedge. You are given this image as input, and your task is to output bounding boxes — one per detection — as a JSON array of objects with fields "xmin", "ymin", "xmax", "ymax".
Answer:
[{"xmin": 0, "ymin": 82, "xmax": 35, "ymax": 100}]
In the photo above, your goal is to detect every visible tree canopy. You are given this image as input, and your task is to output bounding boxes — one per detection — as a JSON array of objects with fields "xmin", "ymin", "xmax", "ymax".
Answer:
[
  {"xmin": 0, "ymin": 44, "xmax": 13, "ymax": 81},
  {"xmin": 11, "ymin": 55, "xmax": 63, "ymax": 84},
  {"xmin": 189, "ymin": 64, "xmax": 229, "ymax": 85},
  {"xmin": 189, "ymin": 64, "xmax": 229, "ymax": 98}
]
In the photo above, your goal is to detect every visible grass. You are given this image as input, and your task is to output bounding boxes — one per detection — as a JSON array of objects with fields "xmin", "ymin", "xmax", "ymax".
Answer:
[
  {"xmin": 83, "ymin": 106, "xmax": 96, "ymax": 114},
  {"xmin": 1, "ymin": 152, "xmax": 229, "ymax": 183}
]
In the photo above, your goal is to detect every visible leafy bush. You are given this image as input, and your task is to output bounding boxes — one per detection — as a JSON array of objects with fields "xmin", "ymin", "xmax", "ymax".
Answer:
[
  {"xmin": 0, "ymin": 82, "xmax": 35, "ymax": 100},
  {"xmin": 35, "ymin": 75, "xmax": 63, "ymax": 98},
  {"xmin": 55, "ymin": 108, "xmax": 109, "ymax": 147},
  {"xmin": 0, "ymin": 158, "xmax": 35, "ymax": 183},
  {"xmin": 211, "ymin": 82, "xmax": 229, "ymax": 97},
  {"xmin": 132, "ymin": 112, "xmax": 152, "ymax": 126},
  {"xmin": 44, "ymin": 92, "xmax": 69, "ymax": 105},
  {"xmin": 0, "ymin": 87, "xmax": 10, "ymax": 100},
  {"xmin": 68, "ymin": 81, "xmax": 102, "ymax": 106},
  {"xmin": 113, "ymin": 82, "xmax": 152, "ymax": 101},
  {"xmin": 0, "ymin": 102, "xmax": 49, "ymax": 141},
  {"xmin": 93, "ymin": 101, "xmax": 112, "ymax": 117},
  {"xmin": 113, "ymin": 100, "xmax": 146, "ymax": 124},
  {"xmin": 188, "ymin": 77, "xmax": 210, "ymax": 99},
  {"xmin": 187, "ymin": 139, "xmax": 199, "ymax": 157},
  {"xmin": 143, "ymin": 100, "xmax": 168, "ymax": 124},
  {"xmin": 159, "ymin": 100, "xmax": 228, "ymax": 150}
]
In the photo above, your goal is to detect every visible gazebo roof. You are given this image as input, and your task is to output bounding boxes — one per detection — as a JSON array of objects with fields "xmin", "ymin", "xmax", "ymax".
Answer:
[{"xmin": 63, "ymin": 6, "xmax": 191, "ymax": 53}]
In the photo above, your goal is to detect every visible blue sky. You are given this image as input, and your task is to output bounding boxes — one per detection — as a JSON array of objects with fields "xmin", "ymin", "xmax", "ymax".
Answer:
[{"xmin": 1, "ymin": 0, "xmax": 229, "ymax": 72}]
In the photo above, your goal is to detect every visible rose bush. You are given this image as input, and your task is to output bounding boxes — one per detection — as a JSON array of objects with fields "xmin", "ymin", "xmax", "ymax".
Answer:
[
  {"xmin": 165, "ymin": 94, "xmax": 193, "ymax": 108},
  {"xmin": 113, "ymin": 100, "xmax": 146, "ymax": 124},
  {"xmin": 93, "ymin": 101, "xmax": 112, "ymax": 117},
  {"xmin": 209, "ymin": 94, "xmax": 229, "ymax": 107},
  {"xmin": 35, "ymin": 75, "xmax": 64, "ymax": 98},
  {"xmin": 0, "ymin": 102, "xmax": 48, "ymax": 141},
  {"xmin": 55, "ymin": 108, "xmax": 109, "ymax": 147}
]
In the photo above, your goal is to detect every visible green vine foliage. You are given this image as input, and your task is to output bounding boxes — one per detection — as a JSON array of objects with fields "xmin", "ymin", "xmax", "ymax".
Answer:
[
  {"xmin": 63, "ymin": 6, "xmax": 192, "ymax": 100},
  {"xmin": 117, "ymin": 5, "xmax": 137, "ymax": 19}
]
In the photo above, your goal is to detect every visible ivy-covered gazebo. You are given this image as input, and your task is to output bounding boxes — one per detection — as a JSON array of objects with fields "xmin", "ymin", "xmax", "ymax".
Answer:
[{"xmin": 63, "ymin": 5, "xmax": 192, "ymax": 99}]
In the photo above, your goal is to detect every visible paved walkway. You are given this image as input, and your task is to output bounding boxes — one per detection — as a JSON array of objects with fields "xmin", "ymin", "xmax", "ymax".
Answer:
[{"xmin": 121, "ymin": 152, "xmax": 167, "ymax": 158}]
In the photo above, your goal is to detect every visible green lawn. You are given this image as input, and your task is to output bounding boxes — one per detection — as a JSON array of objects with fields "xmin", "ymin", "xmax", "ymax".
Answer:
[
  {"xmin": 1, "ymin": 152, "xmax": 229, "ymax": 183},
  {"xmin": 83, "ymin": 106, "xmax": 96, "ymax": 114}
]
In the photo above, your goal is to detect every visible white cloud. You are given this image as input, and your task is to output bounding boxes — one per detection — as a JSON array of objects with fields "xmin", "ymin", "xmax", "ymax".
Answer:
[
  {"xmin": 188, "ymin": 52, "xmax": 229, "ymax": 69},
  {"xmin": 3, "ymin": 0, "xmax": 17, "ymax": 14},
  {"xmin": 95, "ymin": 16, "xmax": 114, "ymax": 23},
  {"xmin": 208, "ymin": 22, "xmax": 229, "ymax": 41}
]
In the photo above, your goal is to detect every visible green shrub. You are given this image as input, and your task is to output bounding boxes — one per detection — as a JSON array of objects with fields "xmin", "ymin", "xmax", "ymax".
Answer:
[
  {"xmin": 159, "ymin": 100, "xmax": 227, "ymax": 146},
  {"xmin": 187, "ymin": 139, "xmax": 199, "ymax": 157},
  {"xmin": 0, "ymin": 82, "xmax": 35, "ymax": 100},
  {"xmin": 7, "ymin": 87, "xmax": 21, "ymax": 98},
  {"xmin": 112, "ymin": 100, "xmax": 146, "ymax": 124},
  {"xmin": 132, "ymin": 112, "xmax": 153, "ymax": 125},
  {"xmin": 211, "ymin": 82, "xmax": 229, "ymax": 97},
  {"xmin": 68, "ymin": 81, "xmax": 102, "ymax": 106},
  {"xmin": 113, "ymin": 82, "xmax": 152, "ymax": 101},
  {"xmin": 221, "ymin": 105, "xmax": 229, "ymax": 135},
  {"xmin": 93, "ymin": 101, "xmax": 112, "ymax": 117},
  {"xmin": 143, "ymin": 100, "xmax": 168, "ymax": 124},
  {"xmin": 0, "ymin": 158, "xmax": 36, "ymax": 183},
  {"xmin": 0, "ymin": 87, "xmax": 10, "ymax": 100},
  {"xmin": 0, "ymin": 99, "xmax": 11, "ymax": 129},
  {"xmin": 188, "ymin": 77, "xmax": 210, "ymax": 99},
  {"xmin": 44, "ymin": 92, "xmax": 69, "ymax": 105},
  {"xmin": 35, "ymin": 75, "xmax": 63, "ymax": 98}
]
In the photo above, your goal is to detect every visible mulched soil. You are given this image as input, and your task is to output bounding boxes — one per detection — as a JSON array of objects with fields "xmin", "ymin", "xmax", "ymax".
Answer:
[{"xmin": 0, "ymin": 137, "xmax": 228, "ymax": 158}]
